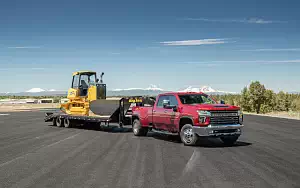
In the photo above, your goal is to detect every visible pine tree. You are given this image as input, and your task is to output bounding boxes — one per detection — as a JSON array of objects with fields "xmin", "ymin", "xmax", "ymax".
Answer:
[{"xmin": 248, "ymin": 81, "xmax": 266, "ymax": 114}]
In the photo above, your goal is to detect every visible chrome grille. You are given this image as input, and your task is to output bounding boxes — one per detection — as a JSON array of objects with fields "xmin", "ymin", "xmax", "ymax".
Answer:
[{"xmin": 210, "ymin": 111, "xmax": 239, "ymax": 125}]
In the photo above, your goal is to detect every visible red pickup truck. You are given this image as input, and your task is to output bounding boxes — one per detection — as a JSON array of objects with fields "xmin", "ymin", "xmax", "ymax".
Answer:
[{"xmin": 131, "ymin": 91, "xmax": 244, "ymax": 146}]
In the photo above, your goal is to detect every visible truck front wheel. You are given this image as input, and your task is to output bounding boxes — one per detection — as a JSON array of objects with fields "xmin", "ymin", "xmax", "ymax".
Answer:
[
  {"xmin": 132, "ymin": 119, "xmax": 148, "ymax": 136},
  {"xmin": 180, "ymin": 124, "xmax": 198, "ymax": 146}
]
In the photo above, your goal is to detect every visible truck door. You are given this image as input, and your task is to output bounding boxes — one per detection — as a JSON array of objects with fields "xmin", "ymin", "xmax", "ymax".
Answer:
[
  {"xmin": 152, "ymin": 95, "xmax": 168, "ymax": 130},
  {"xmin": 164, "ymin": 95, "xmax": 180, "ymax": 132}
]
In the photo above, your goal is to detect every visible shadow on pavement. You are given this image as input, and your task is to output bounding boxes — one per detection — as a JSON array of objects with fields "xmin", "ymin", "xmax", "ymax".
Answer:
[
  {"xmin": 194, "ymin": 138, "xmax": 252, "ymax": 148},
  {"xmin": 149, "ymin": 132, "xmax": 252, "ymax": 148},
  {"xmin": 46, "ymin": 123, "xmax": 133, "ymax": 133}
]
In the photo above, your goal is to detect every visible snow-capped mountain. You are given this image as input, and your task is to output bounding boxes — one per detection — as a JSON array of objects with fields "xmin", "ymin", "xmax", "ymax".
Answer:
[
  {"xmin": 26, "ymin": 88, "xmax": 46, "ymax": 93},
  {"xmin": 179, "ymin": 86, "xmax": 237, "ymax": 95},
  {"xmin": 111, "ymin": 84, "xmax": 163, "ymax": 91},
  {"xmin": 0, "ymin": 85, "xmax": 238, "ymax": 97},
  {"xmin": 109, "ymin": 84, "xmax": 166, "ymax": 96}
]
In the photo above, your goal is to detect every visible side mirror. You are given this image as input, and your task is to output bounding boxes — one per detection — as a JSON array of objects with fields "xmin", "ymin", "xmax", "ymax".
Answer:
[
  {"xmin": 220, "ymin": 100, "xmax": 225, "ymax": 104},
  {"xmin": 96, "ymin": 78, "xmax": 99, "ymax": 83}
]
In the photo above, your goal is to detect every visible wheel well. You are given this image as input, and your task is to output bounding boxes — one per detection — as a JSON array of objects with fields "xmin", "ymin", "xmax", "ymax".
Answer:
[
  {"xmin": 131, "ymin": 115, "xmax": 139, "ymax": 125},
  {"xmin": 179, "ymin": 117, "xmax": 193, "ymax": 131}
]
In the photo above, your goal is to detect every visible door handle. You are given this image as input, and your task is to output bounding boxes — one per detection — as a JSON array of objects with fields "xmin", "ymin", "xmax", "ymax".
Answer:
[
  {"xmin": 153, "ymin": 110, "xmax": 156, "ymax": 112},
  {"xmin": 164, "ymin": 110, "xmax": 168, "ymax": 113}
]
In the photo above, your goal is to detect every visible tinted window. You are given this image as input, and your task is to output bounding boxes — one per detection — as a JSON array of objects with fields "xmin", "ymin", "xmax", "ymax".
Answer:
[
  {"xmin": 156, "ymin": 96, "xmax": 167, "ymax": 107},
  {"xmin": 72, "ymin": 75, "xmax": 80, "ymax": 88},
  {"xmin": 80, "ymin": 75, "xmax": 89, "ymax": 87},
  {"xmin": 156, "ymin": 95, "xmax": 178, "ymax": 107},
  {"xmin": 179, "ymin": 94, "xmax": 216, "ymax": 104},
  {"xmin": 169, "ymin": 95, "xmax": 178, "ymax": 106}
]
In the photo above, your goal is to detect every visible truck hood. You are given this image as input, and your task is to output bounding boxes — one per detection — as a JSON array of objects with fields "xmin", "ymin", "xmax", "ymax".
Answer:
[{"xmin": 183, "ymin": 103, "xmax": 240, "ymax": 111}]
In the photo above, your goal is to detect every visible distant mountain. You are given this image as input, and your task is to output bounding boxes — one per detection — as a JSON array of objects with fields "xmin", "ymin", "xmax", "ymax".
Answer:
[
  {"xmin": 0, "ymin": 88, "xmax": 67, "ymax": 97},
  {"xmin": 0, "ymin": 85, "xmax": 264, "ymax": 97},
  {"xmin": 108, "ymin": 84, "xmax": 168, "ymax": 96},
  {"xmin": 26, "ymin": 88, "xmax": 46, "ymax": 93},
  {"xmin": 178, "ymin": 86, "xmax": 238, "ymax": 95}
]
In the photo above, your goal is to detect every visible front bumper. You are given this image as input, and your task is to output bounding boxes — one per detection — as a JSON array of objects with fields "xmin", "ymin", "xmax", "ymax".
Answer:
[{"xmin": 193, "ymin": 124, "xmax": 244, "ymax": 137}]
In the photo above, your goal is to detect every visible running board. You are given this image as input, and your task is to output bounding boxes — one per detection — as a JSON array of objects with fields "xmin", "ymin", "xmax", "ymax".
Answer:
[{"xmin": 152, "ymin": 128, "xmax": 178, "ymax": 136}]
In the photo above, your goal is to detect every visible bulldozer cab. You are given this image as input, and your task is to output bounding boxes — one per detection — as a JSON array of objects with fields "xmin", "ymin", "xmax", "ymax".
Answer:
[
  {"xmin": 72, "ymin": 71, "xmax": 96, "ymax": 96},
  {"xmin": 68, "ymin": 71, "xmax": 105, "ymax": 101}
]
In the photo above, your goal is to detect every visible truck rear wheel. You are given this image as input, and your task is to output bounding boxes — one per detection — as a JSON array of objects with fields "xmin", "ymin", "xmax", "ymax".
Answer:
[
  {"xmin": 132, "ymin": 119, "xmax": 148, "ymax": 136},
  {"xmin": 180, "ymin": 124, "xmax": 198, "ymax": 146}
]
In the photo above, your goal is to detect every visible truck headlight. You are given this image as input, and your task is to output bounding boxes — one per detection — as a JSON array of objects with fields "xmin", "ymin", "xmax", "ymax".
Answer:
[
  {"xmin": 197, "ymin": 110, "xmax": 211, "ymax": 123},
  {"xmin": 238, "ymin": 110, "xmax": 243, "ymax": 124},
  {"xmin": 197, "ymin": 110, "xmax": 211, "ymax": 116}
]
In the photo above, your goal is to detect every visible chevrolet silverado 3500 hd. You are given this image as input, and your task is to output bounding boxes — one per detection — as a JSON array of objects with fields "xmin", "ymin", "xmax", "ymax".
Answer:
[{"xmin": 131, "ymin": 92, "xmax": 244, "ymax": 146}]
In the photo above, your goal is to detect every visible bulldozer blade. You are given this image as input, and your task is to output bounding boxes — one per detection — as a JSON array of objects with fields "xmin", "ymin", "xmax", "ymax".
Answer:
[{"xmin": 90, "ymin": 99, "xmax": 121, "ymax": 117}]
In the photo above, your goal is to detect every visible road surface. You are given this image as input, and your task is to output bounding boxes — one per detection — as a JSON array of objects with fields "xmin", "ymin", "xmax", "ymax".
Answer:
[{"xmin": 0, "ymin": 111, "xmax": 299, "ymax": 188}]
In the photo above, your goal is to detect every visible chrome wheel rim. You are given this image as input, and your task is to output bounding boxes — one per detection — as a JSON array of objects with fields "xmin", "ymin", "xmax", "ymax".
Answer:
[
  {"xmin": 183, "ymin": 128, "xmax": 193, "ymax": 143},
  {"xmin": 133, "ymin": 122, "xmax": 138, "ymax": 134}
]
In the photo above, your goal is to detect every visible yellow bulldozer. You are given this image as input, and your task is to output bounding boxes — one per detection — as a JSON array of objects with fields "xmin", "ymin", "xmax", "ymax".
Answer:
[
  {"xmin": 45, "ymin": 71, "xmax": 154, "ymax": 128},
  {"xmin": 60, "ymin": 70, "xmax": 106, "ymax": 116}
]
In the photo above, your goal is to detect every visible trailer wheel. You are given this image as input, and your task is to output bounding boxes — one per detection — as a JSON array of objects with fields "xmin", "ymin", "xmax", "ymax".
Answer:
[
  {"xmin": 56, "ymin": 117, "xmax": 63, "ymax": 127},
  {"xmin": 64, "ymin": 118, "xmax": 72, "ymax": 128},
  {"xmin": 52, "ymin": 118, "xmax": 57, "ymax": 126},
  {"xmin": 132, "ymin": 119, "xmax": 147, "ymax": 136},
  {"xmin": 180, "ymin": 124, "xmax": 198, "ymax": 146}
]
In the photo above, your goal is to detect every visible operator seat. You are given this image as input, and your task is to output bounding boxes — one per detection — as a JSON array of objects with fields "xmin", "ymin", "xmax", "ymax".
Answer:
[{"xmin": 80, "ymin": 80, "xmax": 89, "ymax": 96}]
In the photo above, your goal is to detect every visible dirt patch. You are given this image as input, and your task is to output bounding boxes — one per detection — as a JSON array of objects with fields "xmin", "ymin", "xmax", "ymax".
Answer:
[
  {"xmin": 0, "ymin": 103, "xmax": 60, "ymax": 112},
  {"xmin": 244, "ymin": 111, "xmax": 300, "ymax": 120}
]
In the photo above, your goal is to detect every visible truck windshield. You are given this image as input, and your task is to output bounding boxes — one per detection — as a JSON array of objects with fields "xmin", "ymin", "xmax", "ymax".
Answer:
[{"xmin": 178, "ymin": 94, "xmax": 216, "ymax": 104}]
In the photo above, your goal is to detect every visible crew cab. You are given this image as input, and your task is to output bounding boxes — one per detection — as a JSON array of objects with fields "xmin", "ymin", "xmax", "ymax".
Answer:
[{"xmin": 131, "ymin": 92, "xmax": 244, "ymax": 146}]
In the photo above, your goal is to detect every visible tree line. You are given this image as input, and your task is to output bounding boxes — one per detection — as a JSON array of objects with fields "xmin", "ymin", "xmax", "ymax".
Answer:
[{"xmin": 211, "ymin": 81, "xmax": 300, "ymax": 114}]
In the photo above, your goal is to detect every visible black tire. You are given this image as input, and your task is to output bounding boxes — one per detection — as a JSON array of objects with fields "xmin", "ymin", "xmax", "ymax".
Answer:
[
  {"xmin": 132, "ymin": 119, "xmax": 148, "ymax": 136},
  {"xmin": 64, "ymin": 118, "xmax": 71, "ymax": 128},
  {"xmin": 180, "ymin": 124, "xmax": 198, "ymax": 146},
  {"xmin": 220, "ymin": 135, "xmax": 239, "ymax": 146},
  {"xmin": 56, "ymin": 117, "xmax": 63, "ymax": 127},
  {"xmin": 52, "ymin": 118, "xmax": 57, "ymax": 126}
]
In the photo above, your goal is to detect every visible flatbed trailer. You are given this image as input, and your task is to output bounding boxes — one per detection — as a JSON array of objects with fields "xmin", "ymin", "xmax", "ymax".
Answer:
[{"xmin": 44, "ymin": 96, "xmax": 156, "ymax": 128}]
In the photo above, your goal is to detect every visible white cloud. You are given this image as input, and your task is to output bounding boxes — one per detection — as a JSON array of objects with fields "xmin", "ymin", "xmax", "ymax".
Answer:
[
  {"xmin": 240, "ymin": 48, "xmax": 300, "ymax": 52},
  {"xmin": 7, "ymin": 46, "xmax": 42, "ymax": 49},
  {"xmin": 160, "ymin": 39, "xmax": 227, "ymax": 46},
  {"xmin": 182, "ymin": 17, "xmax": 286, "ymax": 24}
]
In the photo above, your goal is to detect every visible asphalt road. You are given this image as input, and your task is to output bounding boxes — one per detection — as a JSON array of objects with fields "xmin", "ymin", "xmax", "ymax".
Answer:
[{"xmin": 0, "ymin": 111, "xmax": 299, "ymax": 188}]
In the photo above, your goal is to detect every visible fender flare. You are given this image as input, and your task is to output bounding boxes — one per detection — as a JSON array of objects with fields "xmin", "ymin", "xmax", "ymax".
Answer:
[
  {"xmin": 131, "ymin": 114, "xmax": 140, "ymax": 124},
  {"xmin": 179, "ymin": 116, "xmax": 194, "ymax": 126}
]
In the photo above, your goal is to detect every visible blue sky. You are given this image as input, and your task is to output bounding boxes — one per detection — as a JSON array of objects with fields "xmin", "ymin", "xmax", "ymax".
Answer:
[{"xmin": 0, "ymin": 0, "xmax": 299, "ymax": 93}]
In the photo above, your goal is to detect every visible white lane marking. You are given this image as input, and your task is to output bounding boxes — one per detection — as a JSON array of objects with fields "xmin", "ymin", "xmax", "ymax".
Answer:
[
  {"xmin": 0, "ymin": 114, "xmax": 10, "ymax": 116},
  {"xmin": 45, "ymin": 132, "xmax": 81, "ymax": 148},
  {"xmin": 181, "ymin": 149, "xmax": 201, "ymax": 176},
  {"xmin": 0, "ymin": 132, "xmax": 81, "ymax": 168}
]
